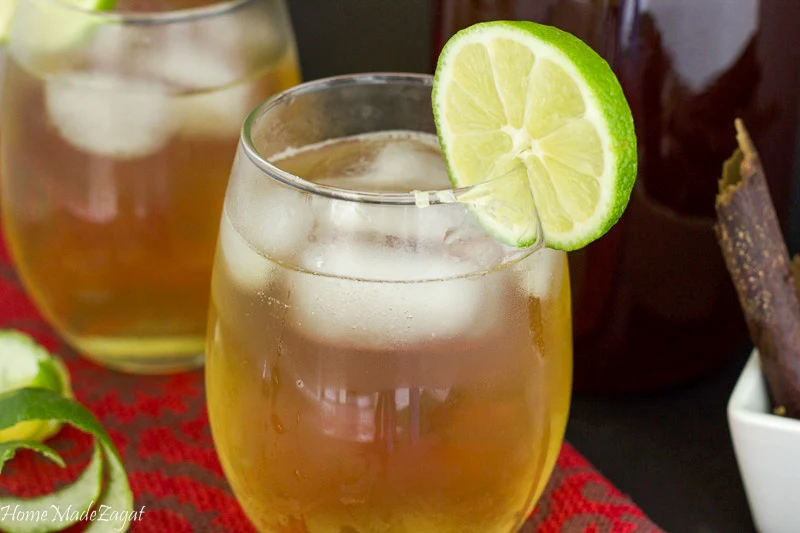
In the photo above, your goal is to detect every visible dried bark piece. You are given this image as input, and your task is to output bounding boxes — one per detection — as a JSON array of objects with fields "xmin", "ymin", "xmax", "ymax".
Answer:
[
  {"xmin": 791, "ymin": 255, "xmax": 800, "ymax": 304},
  {"xmin": 715, "ymin": 119, "xmax": 800, "ymax": 418}
]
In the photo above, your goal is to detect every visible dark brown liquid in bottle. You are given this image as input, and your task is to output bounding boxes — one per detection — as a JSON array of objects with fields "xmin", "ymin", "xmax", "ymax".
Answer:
[{"xmin": 433, "ymin": 0, "xmax": 800, "ymax": 393}]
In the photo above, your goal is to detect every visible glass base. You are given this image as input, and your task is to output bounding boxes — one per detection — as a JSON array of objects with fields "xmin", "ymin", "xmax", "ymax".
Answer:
[{"xmin": 66, "ymin": 335, "xmax": 206, "ymax": 374}]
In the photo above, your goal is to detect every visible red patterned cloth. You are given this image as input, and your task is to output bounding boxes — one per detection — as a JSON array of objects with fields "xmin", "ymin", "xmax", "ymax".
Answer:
[{"xmin": 0, "ymin": 238, "xmax": 664, "ymax": 533}]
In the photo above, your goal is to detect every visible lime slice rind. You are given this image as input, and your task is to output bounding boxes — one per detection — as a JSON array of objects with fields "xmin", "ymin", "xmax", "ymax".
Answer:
[{"xmin": 432, "ymin": 21, "xmax": 636, "ymax": 251}]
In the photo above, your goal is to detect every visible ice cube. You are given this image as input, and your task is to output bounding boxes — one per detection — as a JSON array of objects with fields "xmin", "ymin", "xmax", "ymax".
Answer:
[
  {"xmin": 286, "ymin": 242, "xmax": 503, "ymax": 350},
  {"xmin": 281, "ymin": 242, "xmax": 520, "ymax": 395},
  {"xmin": 225, "ymin": 156, "xmax": 316, "ymax": 273},
  {"xmin": 315, "ymin": 137, "xmax": 449, "ymax": 193},
  {"xmin": 309, "ymin": 196, "xmax": 463, "ymax": 246},
  {"xmin": 307, "ymin": 137, "xmax": 459, "ymax": 243},
  {"xmin": 198, "ymin": 8, "xmax": 288, "ymax": 65},
  {"xmin": 146, "ymin": 44, "xmax": 243, "ymax": 90},
  {"xmin": 525, "ymin": 247, "xmax": 566, "ymax": 300},
  {"xmin": 218, "ymin": 209, "xmax": 273, "ymax": 291},
  {"xmin": 144, "ymin": 44, "xmax": 253, "ymax": 139},
  {"xmin": 368, "ymin": 138, "xmax": 449, "ymax": 190},
  {"xmin": 176, "ymin": 82, "xmax": 253, "ymax": 139},
  {"xmin": 45, "ymin": 73, "xmax": 174, "ymax": 159}
]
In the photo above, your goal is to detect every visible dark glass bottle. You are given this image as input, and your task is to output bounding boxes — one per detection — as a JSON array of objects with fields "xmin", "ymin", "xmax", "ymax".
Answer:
[{"xmin": 433, "ymin": 0, "xmax": 800, "ymax": 393}]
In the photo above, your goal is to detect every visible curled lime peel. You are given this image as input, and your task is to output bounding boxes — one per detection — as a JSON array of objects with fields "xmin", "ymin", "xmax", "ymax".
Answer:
[
  {"xmin": 0, "ymin": 445, "xmax": 103, "ymax": 533},
  {"xmin": 0, "ymin": 388, "xmax": 133, "ymax": 533}
]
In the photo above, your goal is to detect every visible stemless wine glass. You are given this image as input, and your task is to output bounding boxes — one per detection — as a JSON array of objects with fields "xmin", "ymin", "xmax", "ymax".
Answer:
[
  {"xmin": 206, "ymin": 74, "xmax": 573, "ymax": 532},
  {"xmin": 0, "ymin": 0, "xmax": 300, "ymax": 373}
]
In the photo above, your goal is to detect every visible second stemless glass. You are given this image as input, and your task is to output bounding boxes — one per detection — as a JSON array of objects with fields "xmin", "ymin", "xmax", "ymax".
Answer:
[
  {"xmin": 206, "ymin": 74, "xmax": 573, "ymax": 532},
  {"xmin": 0, "ymin": 0, "xmax": 300, "ymax": 373}
]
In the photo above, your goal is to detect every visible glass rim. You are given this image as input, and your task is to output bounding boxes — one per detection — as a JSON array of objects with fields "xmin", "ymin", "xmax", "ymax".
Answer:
[
  {"xmin": 240, "ymin": 72, "xmax": 479, "ymax": 207},
  {"xmin": 34, "ymin": 0, "xmax": 257, "ymax": 25}
]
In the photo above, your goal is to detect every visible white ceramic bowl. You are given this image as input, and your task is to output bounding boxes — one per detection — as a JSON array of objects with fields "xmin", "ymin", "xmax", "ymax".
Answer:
[{"xmin": 728, "ymin": 350, "xmax": 800, "ymax": 533}]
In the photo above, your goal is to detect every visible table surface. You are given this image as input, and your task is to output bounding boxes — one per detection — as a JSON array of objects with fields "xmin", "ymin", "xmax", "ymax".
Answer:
[
  {"xmin": 284, "ymin": 1, "xmax": 761, "ymax": 531},
  {"xmin": 567, "ymin": 347, "xmax": 757, "ymax": 533}
]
